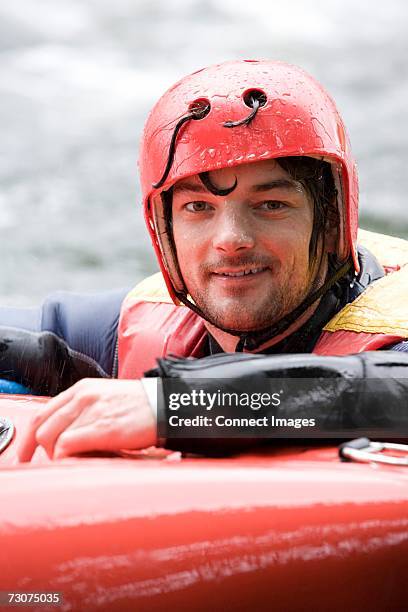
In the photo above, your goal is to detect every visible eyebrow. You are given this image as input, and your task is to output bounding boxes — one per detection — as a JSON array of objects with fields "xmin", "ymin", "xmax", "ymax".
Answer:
[
  {"xmin": 252, "ymin": 179, "xmax": 303, "ymax": 193},
  {"xmin": 173, "ymin": 178, "xmax": 302, "ymax": 195}
]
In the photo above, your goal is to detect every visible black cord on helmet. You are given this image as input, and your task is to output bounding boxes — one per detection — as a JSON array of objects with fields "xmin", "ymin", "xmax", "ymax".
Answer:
[
  {"xmin": 153, "ymin": 91, "xmax": 266, "ymax": 189},
  {"xmin": 223, "ymin": 96, "xmax": 260, "ymax": 128},
  {"xmin": 153, "ymin": 102, "xmax": 210, "ymax": 189},
  {"xmin": 153, "ymin": 114, "xmax": 196, "ymax": 189}
]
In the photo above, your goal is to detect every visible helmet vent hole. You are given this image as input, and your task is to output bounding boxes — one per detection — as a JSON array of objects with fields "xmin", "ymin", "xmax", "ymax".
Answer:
[
  {"xmin": 188, "ymin": 98, "xmax": 211, "ymax": 120},
  {"xmin": 243, "ymin": 89, "xmax": 267, "ymax": 108}
]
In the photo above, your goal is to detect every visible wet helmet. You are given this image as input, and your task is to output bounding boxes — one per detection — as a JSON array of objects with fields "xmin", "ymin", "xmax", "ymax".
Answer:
[{"xmin": 139, "ymin": 59, "xmax": 359, "ymax": 347}]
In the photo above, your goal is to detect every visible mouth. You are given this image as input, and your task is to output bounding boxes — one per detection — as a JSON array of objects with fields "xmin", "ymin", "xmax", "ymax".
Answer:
[{"xmin": 212, "ymin": 267, "xmax": 269, "ymax": 279}]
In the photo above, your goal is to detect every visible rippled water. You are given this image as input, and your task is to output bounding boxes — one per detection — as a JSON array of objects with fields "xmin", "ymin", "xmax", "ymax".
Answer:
[{"xmin": 1, "ymin": 0, "xmax": 407, "ymax": 305}]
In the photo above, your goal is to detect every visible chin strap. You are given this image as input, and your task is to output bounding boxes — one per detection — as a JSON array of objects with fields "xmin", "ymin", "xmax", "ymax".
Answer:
[
  {"xmin": 235, "ymin": 259, "xmax": 352, "ymax": 351},
  {"xmin": 174, "ymin": 259, "xmax": 352, "ymax": 352}
]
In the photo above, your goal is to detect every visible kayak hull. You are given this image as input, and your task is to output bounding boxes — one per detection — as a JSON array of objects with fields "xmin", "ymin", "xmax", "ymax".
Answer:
[{"xmin": 1, "ymin": 396, "xmax": 408, "ymax": 611}]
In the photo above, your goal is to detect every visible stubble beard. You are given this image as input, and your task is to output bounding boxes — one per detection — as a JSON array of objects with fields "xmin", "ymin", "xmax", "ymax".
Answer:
[
  {"xmin": 188, "ymin": 281, "xmax": 310, "ymax": 333},
  {"xmin": 183, "ymin": 251, "xmax": 322, "ymax": 333}
]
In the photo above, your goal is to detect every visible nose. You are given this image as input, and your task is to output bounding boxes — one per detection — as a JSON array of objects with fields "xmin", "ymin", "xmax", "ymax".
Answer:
[{"xmin": 211, "ymin": 206, "xmax": 255, "ymax": 253}]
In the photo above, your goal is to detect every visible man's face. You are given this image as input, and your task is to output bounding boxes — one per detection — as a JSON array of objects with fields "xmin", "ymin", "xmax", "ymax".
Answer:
[{"xmin": 172, "ymin": 159, "xmax": 319, "ymax": 332}]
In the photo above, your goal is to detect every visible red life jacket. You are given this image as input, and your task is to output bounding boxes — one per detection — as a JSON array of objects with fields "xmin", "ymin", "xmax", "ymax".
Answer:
[{"xmin": 118, "ymin": 230, "xmax": 408, "ymax": 379}]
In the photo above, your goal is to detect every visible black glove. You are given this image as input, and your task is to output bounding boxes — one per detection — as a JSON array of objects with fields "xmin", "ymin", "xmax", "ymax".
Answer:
[{"xmin": 0, "ymin": 326, "xmax": 107, "ymax": 396}]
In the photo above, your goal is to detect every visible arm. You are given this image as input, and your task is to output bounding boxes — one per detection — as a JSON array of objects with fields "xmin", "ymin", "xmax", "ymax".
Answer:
[
  {"xmin": 156, "ymin": 350, "xmax": 408, "ymax": 455},
  {"xmin": 17, "ymin": 349, "xmax": 408, "ymax": 461}
]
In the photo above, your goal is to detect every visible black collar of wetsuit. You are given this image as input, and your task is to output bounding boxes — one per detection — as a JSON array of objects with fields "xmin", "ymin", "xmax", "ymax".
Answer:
[{"xmin": 208, "ymin": 245, "xmax": 384, "ymax": 356}]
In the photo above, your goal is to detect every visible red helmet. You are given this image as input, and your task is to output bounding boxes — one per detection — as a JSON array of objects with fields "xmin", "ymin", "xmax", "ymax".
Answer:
[{"xmin": 139, "ymin": 59, "xmax": 359, "ymax": 305}]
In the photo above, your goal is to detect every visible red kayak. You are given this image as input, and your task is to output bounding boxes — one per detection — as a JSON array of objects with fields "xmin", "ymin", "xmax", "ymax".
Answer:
[{"xmin": 1, "ymin": 394, "xmax": 408, "ymax": 611}]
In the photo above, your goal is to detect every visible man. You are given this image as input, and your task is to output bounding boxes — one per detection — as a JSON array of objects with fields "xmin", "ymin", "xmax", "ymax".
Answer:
[{"xmin": 1, "ymin": 59, "xmax": 407, "ymax": 460}]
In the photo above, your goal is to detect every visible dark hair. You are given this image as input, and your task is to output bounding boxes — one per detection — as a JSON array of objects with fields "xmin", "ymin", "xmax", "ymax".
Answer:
[{"xmin": 276, "ymin": 156, "xmax": 338, "ymax": 263}]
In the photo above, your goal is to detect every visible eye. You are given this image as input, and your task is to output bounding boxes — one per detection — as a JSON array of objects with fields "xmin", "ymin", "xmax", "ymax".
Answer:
[
  {"xmin": 184, "ymin": 201, "xmax": 213, "ymax": 212},
  {"xmin": 257, "ymin": 200, "xmax": 287, "ymax": 211}
]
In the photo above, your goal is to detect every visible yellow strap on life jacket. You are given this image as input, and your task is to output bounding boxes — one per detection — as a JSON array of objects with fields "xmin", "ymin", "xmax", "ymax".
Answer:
[
  {"xmin": 127, "ymin": 272, "xmax": 173, "ymax": 303},
  {"xmin": 323, "ymin": 264, "xmax": 408, "ymax": 336},
  {"xmin": 357, "ymin": 228, "xmax": 408, "ymax": 269},
  {"xmin": 324, "ymin": 229, "xmax": 408, "ymax": 336}
]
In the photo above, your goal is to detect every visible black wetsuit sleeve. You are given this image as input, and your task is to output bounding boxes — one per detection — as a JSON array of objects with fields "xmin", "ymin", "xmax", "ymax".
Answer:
[{"xmin": 151, "ymin": 351, "xmax": 408, "ymax": 456}]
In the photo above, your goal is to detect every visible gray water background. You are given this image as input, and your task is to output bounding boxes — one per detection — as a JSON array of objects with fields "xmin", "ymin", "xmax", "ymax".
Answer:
[{"xmin": 1, "ymin": 0, "xmax": 407, "ymax": 306}]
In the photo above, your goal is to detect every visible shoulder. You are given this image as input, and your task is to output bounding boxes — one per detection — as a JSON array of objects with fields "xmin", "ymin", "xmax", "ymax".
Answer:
[
  {"xmin": 42, "ymin": 289, "xmax": 128, "ymax": 336},
  {"xmin": 42, "ymin": 288, "xmax": 129, "ymax": 375}
]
